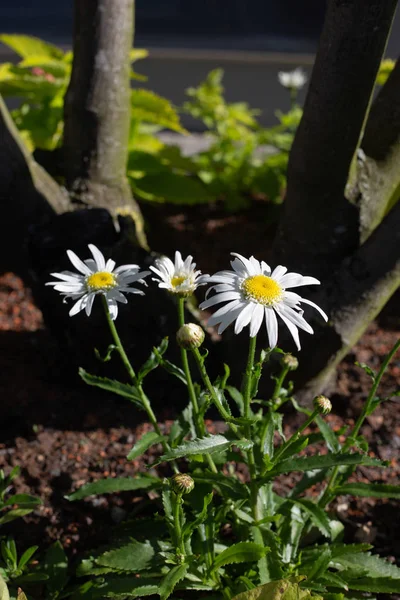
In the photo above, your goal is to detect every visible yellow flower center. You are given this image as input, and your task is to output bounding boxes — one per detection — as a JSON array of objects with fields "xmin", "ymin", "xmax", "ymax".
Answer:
[
  {"xmin": 86, "ymin": 271, "xmax": 116, "ymax": 291},
  {"xmin": 171, "ymin": 275, "xmax": 186, "ymax": 288},
  {"xmin": 242, "ymin": 275, "xmax": 282, "ymax": 306}
]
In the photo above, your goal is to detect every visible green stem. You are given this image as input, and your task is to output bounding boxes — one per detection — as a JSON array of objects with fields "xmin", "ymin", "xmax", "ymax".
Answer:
[
  {"xmin": 319, "ymin": 338, "xmax": 400, "ymax": 507},
  {"xmin": 270, "ymin": 365, "xmax": 290, "ymax": 410},
  {"xmin": 177, "ymin": 298, "xmax": 217, "ymax": 473},
  {"xmin": 272, "ymin": 410, "xmax": 318, "ymax": 465},
  {"xmin": 101, "ymin": 296, "xmax": 177, "ymax": 471},
  {"xmin": 173, "ymin": 493, "xmax": 185, "ymax": 556},
  {"xmin": 191, "ymin": 347, "xmax": 240, "ymax": 438},
  {"xmin": 243, "ymin": 335, "xmax": 257, "ymax": 420}
]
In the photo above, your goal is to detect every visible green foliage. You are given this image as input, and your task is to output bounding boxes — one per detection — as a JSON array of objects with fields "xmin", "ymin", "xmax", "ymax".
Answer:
[
  {"xmin": 70, "ymin": 325, "xmax": 400, "ymax": 600},
  {"xmin": 0, "ymin": 468, "xmax": 41, "ymax": 527},
  {"xmin": 1, "ymin": 35, "xmax": 300, "ymax": 211},
  {"xmin": 66, "ymin": 476, "xmax": 161, "ymax": 501},
  {"xmin": 182, "ymin": 68, "xmax": 298, "ymax": 211}
]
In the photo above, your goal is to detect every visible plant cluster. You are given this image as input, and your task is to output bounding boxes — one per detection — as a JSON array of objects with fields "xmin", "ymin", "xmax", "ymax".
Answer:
[
  {"xmin": 0, "ymin": 35, "xmax": 302, "ymax": 211},
  {"xmin": 3, "ymin": 245, "xmax": 399, "ymax": 600}
]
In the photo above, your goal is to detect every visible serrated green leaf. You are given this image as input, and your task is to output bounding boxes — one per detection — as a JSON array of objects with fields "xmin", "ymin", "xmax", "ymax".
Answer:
[
  {"xmin": 193, "ymin": 473, "xmax": 249, "ymax": 499},
  {"xmin": 152, "ymin": 349, "xmax": 187, "ymax": 385},
  {"xmin": 315, "ymin": 416, "xmax": 341, "ymax": 453},
  {"xmin": 66, "ymin": 476, "xmax": 160, "ymax": 500},
  {"xmin": 18, "ymin": 545, "xmax": 38, "ymax": 569},
  {"xmin": 4, "ymin": 493, "xmax": 41, "ymax": 507},
  {"xmin": 0, "ymin": 34, "xmax": 64, "ymax": 59},
  {"xmin": 355, "ymin": 362, "xmax": 376, "ymax": 381},
  {"xmin": 182, "ymin": 493, "xmax": 213, "ymax": 540},
  {"xmin": 90, "ymin": 576, "xmax": 159, "ymax": 598},
  {"xmin": 0, "ymin": 508, "xmax": 33, "ymax": 525},
  {"xmin": 127, "ymin": 431, "xmax": 164, "ymax": 460},
  {"xmin": 225, "ymin": 386, "xmax": 245, "ymax": 415},
  {"xmin": 212, "ymin": 542, "xmax": 268, "ymax": 572},
  {"xmin": 317, "ymin": 571, "xmax": 349, "ymax": 590},
  {"xmin": 346, "ymin": 577, "xmax": 400, "ymax": 593},
  {"xmin": 43, "ymin": 541, "xmax": 68, "ymax": 599},
  {"xmin": 131, "ymin": 89, "xmax": 186, "ymax": 133},
  {"xmin": 263, "ymin": 453, "xmax": 384, "ymax": 480},
  {"xmin": 95, "ymin": 540, "xmax": 154, "ymax": 572},
  {"xmin": 332, "ymin": 551, "xmax": 400, "ymax": 579},
  {"xmin": 293, "ymin": 499, "xmax": 332, "ymax": 538},
  {"xmin": 78, "ymin": 369, "xmax": 143, "ymax": 409},
  {"xmin": 280, "ymin": 504, "xmax": 304, "ymax": 564},
  {"xmin": 159, "ymin": 563, "xmax": 188, "ymax": 600},
  {"xmin": 159, "ymin": 435, "xmax": 232, "ymax": 463},
  {"xmin": 334, "ymin": 482, "xmax": 400, "ymax": 499},
  {"xmin": 138, "ymin": 338, "xmax": 168, "ymax": 382},
  {"xmin": 304, "ymin": 547, "xmax": 332, "ymax": 582}
]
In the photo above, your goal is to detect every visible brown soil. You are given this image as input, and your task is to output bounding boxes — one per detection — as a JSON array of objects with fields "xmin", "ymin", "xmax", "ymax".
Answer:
[{"xmin": 0, "ymin": 202, "xmax": 399, "ymax": 586}]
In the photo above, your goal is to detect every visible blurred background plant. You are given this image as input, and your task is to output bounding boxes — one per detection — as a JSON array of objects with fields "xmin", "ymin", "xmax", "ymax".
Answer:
[{"xmin": 0, "ymin": 34, "xmax": 301, "ymax": 212}]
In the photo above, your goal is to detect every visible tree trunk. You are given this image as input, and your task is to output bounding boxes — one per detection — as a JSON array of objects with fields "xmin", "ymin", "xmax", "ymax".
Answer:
[
  {"xmin": 292, "ymin": 198, "xmax": 400, "ymax": 401},
  {"xmin": 270, "ymin": 0, "xmax": 399, "ymax": 401},
  {"xmin": 63, "ymin": 0, "xmax": 146, "ymax": 247},
  {"xmin": 274, "ymin": 0, "xmax": 397, "ymax": 278},
  {"xmin": 346, "ymin": 57, "xmax": 400, "ymax": 242}
]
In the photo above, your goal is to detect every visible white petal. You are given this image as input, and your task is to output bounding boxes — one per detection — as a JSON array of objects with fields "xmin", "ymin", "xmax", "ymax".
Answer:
[
  {"xmin": 48, "ymin": 271, "xmax": 83, "ymax": 283},
  {"xmin": 271, "ymin": 265, "xmax": 288, "ymax": 281},
  {"xmin": 205, "ymin": 283, "xmax": 236, "ymax": 297},
  {"xmin": 231, "ymin": 252, "xmax": 257, "ymax": 275},
  {"xmin": 200, "ymin": 290, "xmax": 241, "ymax": 310},
  {"xmin": 88, "ymin": 244, "xmax": 106, "ymax": 270},
  {"xmin": 217, "ymin": 302, "xmax": 248, "ymax": 334},
  {"xmin": 84, "ymin": 259, "xmax": 97, "ymax": 272},
  {"xmin": 261, "ymin": 261, "xmax": 271, "ymax": 275},
  {"xmin": 249, "ymin": 303, "xmax": 264, "ymax": 337},
  {"xmin": 249, "ymin": 256, "xmax": 262, "ymax": 273},
  {"xmin": 107, "ymin": 290, "xmax": 128, "ymax": 304},
  {"xmin": 207, "ymin": 299, "xmax": 242, "ymax": 324},
  {"xmin": 119, "ymin": 270, "xmax": 150, "ymax": 284},
  {"xmin": 280, "ymin": 273, "xmax": 321, "ymax": 289},
  {"xmin": 280, "ymin": 303, "xmax": 313, "ymax": 334},
  {"xmin": 114, "ymin": 263, "xmax": 140, "ymax": 274},
  {"xmin": 264, "ymin": 307, "xmax": 278, "ymax": 348},
  {"xmin": 234, "ymin": 302, "xmax": 256, "ymax": 334},
  {"xmin": 105, "ymin": 258, "xmax": 116, "ymax": 272},
  {"xmin": 174, "ymin": 251, "xmax": 184, "ymax": 270},
  {"xmin": 107, "ymin": 299, "xmax": 118, "ymax": 320},
  {"xmin": 275, "ymin": 306, "xmax": 301, "ymax": 350},
  {"xmin": 85, "ymin": 293, "xmax": 95, "ymax": 316},
  {"xmin": 67, "ymin": 250, "xmax": 92, "ymax": 275},
  {"xmin": 52, "ymin": 283, "xmax": 85, "ymax": 293},
  {"xmin": 69, "ymin": 295, "xmax": 88, "ymax": 316},
  {"xmin": 299, "ymin": 298, "xmax": 328, "ymax": 321}
]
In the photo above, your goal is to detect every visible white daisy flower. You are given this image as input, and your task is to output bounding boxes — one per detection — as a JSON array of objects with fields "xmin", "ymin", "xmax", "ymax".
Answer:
[
  {"xmin": 199, "ymin": 253, "xmax": 327, "ymax": 350},
  {"xmin": 278, "ymin": 67, "xmax": 307, "ymax": 90},
  {"xmin": 46, "ymin": 244, "xmax": 150, "ymax": 320},
  {"xmin": 150, "ymin": 251, "xmax": 209, "ymax": 296}
]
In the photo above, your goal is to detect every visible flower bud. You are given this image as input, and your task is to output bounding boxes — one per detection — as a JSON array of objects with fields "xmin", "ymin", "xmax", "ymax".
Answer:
[
  {"xmin": 313, "ymin": 395, "xmax": 332, "ymax": 415},
  {"xmin": 170, "ymin": 473, "xmax": 195, "ymax": 495},
  {"xmin": 280, "ymin": 353, "xmax": 299, "ymax": 371},
  {"xmin": 176, "ymin": 323, "xmax": 205, "ymax": 350}
]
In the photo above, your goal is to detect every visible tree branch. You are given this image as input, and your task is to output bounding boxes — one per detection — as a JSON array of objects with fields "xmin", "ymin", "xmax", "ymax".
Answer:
[{"xmin": 274, "ymin": 0, "xmax": 397, "ymax": 277}]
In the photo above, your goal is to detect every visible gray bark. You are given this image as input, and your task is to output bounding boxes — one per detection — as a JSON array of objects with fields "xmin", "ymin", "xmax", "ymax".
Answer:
[
  {"xmin": 273, "ymin": 0, "xmax": 397, "ymax": 278},
  {"xmin": 63, "ymin": 0, "xmax": 146, "ymax": 247}
]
